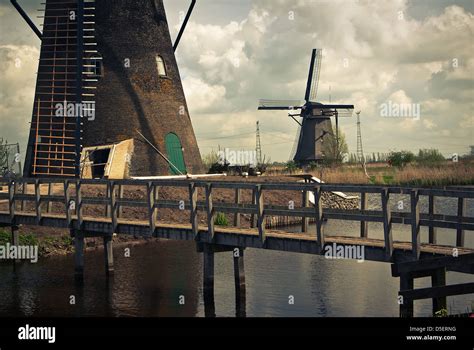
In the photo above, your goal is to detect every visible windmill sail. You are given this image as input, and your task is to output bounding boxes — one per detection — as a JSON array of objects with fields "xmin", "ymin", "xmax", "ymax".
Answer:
[{"xmin": 304, "ymin": 48, "xmax": 322, "ymax": 103}]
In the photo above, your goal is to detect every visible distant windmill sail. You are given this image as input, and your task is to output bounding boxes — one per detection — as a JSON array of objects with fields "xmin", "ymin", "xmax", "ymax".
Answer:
[{"xmin": 305, "ymin": 48, "xmax": 322, "ymax": 103}]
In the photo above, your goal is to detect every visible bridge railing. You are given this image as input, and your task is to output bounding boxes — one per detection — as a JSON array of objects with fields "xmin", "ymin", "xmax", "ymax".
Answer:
[{"xmin": 0, "ymin": 177, "xmax": 473, "ymax": 259}]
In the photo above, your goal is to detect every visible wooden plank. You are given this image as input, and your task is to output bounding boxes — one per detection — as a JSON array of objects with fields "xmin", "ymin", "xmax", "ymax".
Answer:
[
  {"xmin": 456, "ymin": 197, "xmax": 466, "ymax": 247},
  {"xmin": 202, "ymin": 244, "xmax": 215, "ymax": 317},
  {"xmin": 105, "ymin": 183, "xmax": 111, "ymax": 218},
  {"xmin": 153, "ymin": 186, "xmax": 160, "ymax": 224},
  {"xmin": 74, "ymin": 229, "xmax": 85, "ymax": 278},
  {"xmin": 103, "ymin": 235, "xmax": 114, "ymax": 275},
  {"xmin": 381, "ymin": 188, "xmax": 393, "ymax": 259},
  {"xmin": 34, "ymin": 179, "xmax": 42, "ymax": 225},
  {"xmin": 399, "ymin": 282, "xmax": 474, "ymax": 301},
  {"xmin": 250, "ymin": 188, "xmax": 256, "ymax": 228},
  {"xmin": 411, "ymin": 190, "xmax": 421, "ymax": 260},
  {"xmin": 46, "ymin": 182, "xmax": 53, "ymax": 213},
  {"xmin": 109, "ymin": 181, "xmax": 117, "ymax": 234},
  {"xmin": 360, "ymin": 192, "xmax": 368, "ymax": 238},
  {"xmin": 256, "ymin": 185, "xmax": 265, "ymax": 244},
  {"xmin": 75, "ymin": 180, "xmax": 83, "ymax": 230},
  {"xmin": 233, "ymin": 247, "xmax": 246, "ymax": 317},
  {"xmin": 205, "ymin": 183, "xmax": 214, "ymax": 242},
  {"xmin": 189, "ymin": 182, "xmax": 198, "ymax": 238},
  {"xmin": 302, "ymin": 189, "xmax": 309, "ymax": 233},
  {"xmin": 314, "ymin": 185, "xmax": 324, "ymax": 252},
  {"xmin": 234, "ymin": 188, "xmax": 241, "ymax": 228},
  {"xmin": 147, "ymin": 182, "xmax": 156, "ymax": 236},
  {"xmin": 117, "ymin": 184, "xmax": 124, "ymax": 218},
  {"xmin": 428, "ymin": 195, "xmax": 437, "ymax": 244}
]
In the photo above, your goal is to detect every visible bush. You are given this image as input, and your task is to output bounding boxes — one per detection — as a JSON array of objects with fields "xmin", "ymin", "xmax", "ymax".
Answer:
[
  {"xmin": 214, "ymin": 212, "xmax": 229, "ymax": 226},
  {"xmin": 387, "ymin": 151, "xmax": 415, "ymax": 168},
  {"xmin": 285, "ymin": 160, "xmax": 298, "ymax": 173},
  {"xmin": 416, "ymin": 149, "xmax": 445, "ymax": 166}
]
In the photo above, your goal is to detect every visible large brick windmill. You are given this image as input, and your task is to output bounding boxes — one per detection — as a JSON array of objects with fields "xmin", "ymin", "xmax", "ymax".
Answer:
[
  {"xmin": 13, "ymin": 0, "xmax": 203, "ymax": 178},
  {"xmin": 258, "ymin": 49, "xmax": 354, "ymax": 165}
]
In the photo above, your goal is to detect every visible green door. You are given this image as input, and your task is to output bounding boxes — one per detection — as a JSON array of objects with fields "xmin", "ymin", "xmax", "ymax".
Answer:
[{"xmin": 165, "ymin": 133, "xmax": 186, "ymax": 175}]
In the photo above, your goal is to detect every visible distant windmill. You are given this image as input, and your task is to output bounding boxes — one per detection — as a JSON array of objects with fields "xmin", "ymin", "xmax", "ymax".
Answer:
[{"xmin": 258, "ymin": 49, "xmax": 354, "ymax": 165}]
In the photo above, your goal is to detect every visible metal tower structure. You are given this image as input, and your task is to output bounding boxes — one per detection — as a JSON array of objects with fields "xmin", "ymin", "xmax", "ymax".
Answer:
[
  {"xmin": 356, "ymin": 111, "xmax": 365, "ymax": 164},
  {"xmin": 256, "ymin": 121, "xmax": 262, "ymax": 165}
]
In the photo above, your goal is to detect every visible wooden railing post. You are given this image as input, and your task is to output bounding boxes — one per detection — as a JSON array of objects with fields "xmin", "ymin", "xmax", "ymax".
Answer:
[
  {"xmin": 34, "ymin": 179, "xmax": 42, "ymax": 225},
  {"xmin": 250, "ymin": 187, "xmax": 257, "ymax": 228},
  {"xmin": 189, "ymin": 182, "xmax": 198, "ymax": 238},
  {"xmin": 105, "ymin": 183, "xmax": 111, "ymax": 217},
  {"xmin": 146, "ymin": 182, "xmax": 156, "ymax": 236},
  {"xmin": 360, "ymin": 191, "xmax": 368, "ymax": 238},
  {"xmin": 381, "ymin": 188, "xmax": 393, "ymax": 260},
  {"xmin": 428, "ymin": 194, "xmax": 437, "ymax": 244},
  {"xmin": 255, "ymin": 185, "xmax": 265, "ymax": 244},
  {"xmin": 46, "ymin": 182, "xmax": 53, "ymax": 213},
  {"xmin": 314, "ymin": 185, "xmax": 324, "ymax": 252},
  {"xmin": 456, "ymin": 197, "xmax": 465, "ymax": 247},
  {"xmin": 117, "ymin": 184, "xmax": 124, "ymax": 218},
  {"xmin": 75, "ymin": 180, "xmax": 83, "ymax": 230},
  {"xmin": 109, "ymin": 181, "xmax": 117, "ymax": 234},
  {"xmin": 64, "ymin": 180, "xmax": 72, "ymax": 227},
  {"xmin": 410, "ymin": 189, "xmax": 421, "ymax": 260},
  {"xmin": 205, "ymin": 183, "xmax": 214, "ymax": 242},
  {"xmin": 234, "ymin": 188, "xmax": 241, "ymax": 228},
  {"xmin": 301, "ymin": 189, "xmax": 309, "ymax": 233},
  {"xmin": 8, "ymin": 179, "xmax": 15, "ymax": 224},
  {"xmin": 20, "ymin": 181, "xmax": 25, "ymax": 212}
]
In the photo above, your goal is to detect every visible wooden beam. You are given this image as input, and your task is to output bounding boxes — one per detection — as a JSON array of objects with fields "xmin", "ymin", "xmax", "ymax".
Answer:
[
  {"xmin": 203, "ymin": 244, "xmax": 215, "ymax": 317},
  {"xmin": 189, "ymin": 182, "xmax": 199, "ymax": 238},
  {"xmin": 64, "ymin": 180, "xmax": 72, "ymax": 227},
  {"xmin": 360, "ymin": 192, "xmax": 368, "ymax": 238},
  {"xmin": 381, "ymin": 188, "xmax": 393, "ymax": 259},
  {"xmin": 428, "ymin": 195, "xmax": 437, "ymax": 244},
  {"xmin": 46, "ymin": 182, "xmax": 53, "ymax": 213},
  {"xmin": 8, "ymin": 180, "xmax": 15, "ymax": 224},
  {"xmin": 74, "ymin": 230, "xmax": 85, "ymax": 279},
  {"xmin": 392, "ymin": 253, "xmax": 474, "ymax": 277},
  {"xmin": 234, "ymin": 188, "xmax": 241, "ymax": 228},
  {"xmin": 399, "ymin": 272, "xmax": 414, "ymax": 317},
  {"xmin": 400, "ymin": 282, "xmax": 474, "ymax": 301},
  {"xmin": 205, "ymin": 183, "xmax": 215, "ymax": 242},
  {"xmin": 250, "ymin": 187, "xmax": 256, "ymax": 228},
  {"xmin": 255, "ymin": 185, "xmax": 265, "ymax": 244},
  {"xmin": 103, "ymin": 235, "xmax": 114, "ymax": 276},
  {"xmin": 411, "ymin": 190, "xmax": 421, "ymax": 260},
  {"xmin": 456, "ymin": 197, "xmax": 466, "ymax": 247},
  {"xmin": 431, "ymin": 268, "xmax": 446, "ymax": 315},
  {"xmin": 109, "ymin": 181, "xmax": 117, "ymax": 234},
  {"xmin": 314, "ymin": 185, "xmax": 324, "ymax": 252},
  {"xmin": 233, "ymin": 247, "xmax": 246, "ymax": 317},
  {"xmin": 117, "ymin": 184, "xmax": 124, "ymax": 218}
]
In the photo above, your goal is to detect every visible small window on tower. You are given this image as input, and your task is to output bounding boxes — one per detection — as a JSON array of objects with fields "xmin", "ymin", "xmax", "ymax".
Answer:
[{"xmin": 156, "ymin": 55, "xmax": 167, "ymax": 76}]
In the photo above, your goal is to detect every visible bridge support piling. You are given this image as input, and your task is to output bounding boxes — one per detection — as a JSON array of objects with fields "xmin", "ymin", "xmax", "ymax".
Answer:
[
  {"xmin": 74, "ymin": 230, "xmax": 85, "ymax": 280},
  {"xmin": 233, "ymin": 247, "xmax": 246, "ymax": 317},
  {"xmin": 399, "ymin": 272, "xmax": 414, "ymax": 317},
  {"xmin": 431, "ymin": 268, "xmax": 447, "ymax": 315},
  {"xmin": 103, "ymin": 235, "xmax": 114, "ymax": 276},
  {"xmin": 11, "ymin": 226, "xmax": 20, "ymax": 263},
  {"xmin": 203, "ymin": 244, "xmax": 215, "ymax": 317}
]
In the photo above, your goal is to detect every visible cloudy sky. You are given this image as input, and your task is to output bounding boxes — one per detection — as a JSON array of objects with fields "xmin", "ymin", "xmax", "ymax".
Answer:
[{"xmin": 0, "ymin": 0, "xmax": 473, "ymax": 163}]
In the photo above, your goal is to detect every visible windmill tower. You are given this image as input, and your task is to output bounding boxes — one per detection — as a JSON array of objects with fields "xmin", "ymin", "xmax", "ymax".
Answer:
[
  {"xmin": 14, "ymin": 0, "xmax": 203, "ymax": 178},
  {"xmin": 258, "ymin": 49, "xmax": 354, "ymax": 166}
]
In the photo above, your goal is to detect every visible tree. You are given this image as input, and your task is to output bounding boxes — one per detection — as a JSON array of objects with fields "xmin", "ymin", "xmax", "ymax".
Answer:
[
  {"xmin": 321, "ymin": 125, "xmax": 349, "ymax": 165},
  {"xmin": 201, "ymin": 149, "xmax": 220, "ymax": 171},
  {"xmin": 387, "ymin": 151, "xmax": 415, "ymax": 168},
  {"xmin": 416, "ymin": 149, "xmax": 445, "ymax": 165}
]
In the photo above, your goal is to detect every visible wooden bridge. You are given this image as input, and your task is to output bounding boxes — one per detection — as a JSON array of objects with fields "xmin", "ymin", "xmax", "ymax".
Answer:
[{"xmin": 0, "ymin": 177, "xmax": 473, "ymax": 317}]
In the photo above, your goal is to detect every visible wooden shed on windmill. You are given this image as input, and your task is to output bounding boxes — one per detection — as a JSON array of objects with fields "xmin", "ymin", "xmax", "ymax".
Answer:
[{"xmin": 14, "ymin": 0, "xmax": 203, "ymax": 178}]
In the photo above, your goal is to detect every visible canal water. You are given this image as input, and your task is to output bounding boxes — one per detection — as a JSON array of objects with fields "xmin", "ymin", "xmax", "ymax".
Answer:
[{"xmin": 0, "ymin": 194, "xmax": 473, "ymax": 317}]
